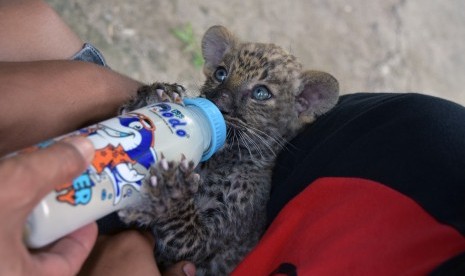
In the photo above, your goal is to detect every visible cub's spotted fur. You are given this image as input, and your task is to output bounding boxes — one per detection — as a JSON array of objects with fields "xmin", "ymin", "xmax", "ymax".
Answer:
[{"xmin": 119, "ymin": 25, "xmax": 339, "ymax": 275}]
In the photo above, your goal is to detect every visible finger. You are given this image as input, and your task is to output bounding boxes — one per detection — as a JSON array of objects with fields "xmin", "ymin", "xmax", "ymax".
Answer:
[
  {"xmin": 32, "ymin": 222, "xmax": 98, "ymax": 276},
  {"xmin": 0, "ymin": 136, "xmax": 94, "ymax": 212},
  {"xmin": 163, "ymin": 261, "xmax": 196, "ymax": 276},
  {"xmin": 79, "ymin": 230, "xmax": 160, "ymax": 276},
  {"xmin": 140, "ymin": 230, "xmax": 156, "ymax": 247}
]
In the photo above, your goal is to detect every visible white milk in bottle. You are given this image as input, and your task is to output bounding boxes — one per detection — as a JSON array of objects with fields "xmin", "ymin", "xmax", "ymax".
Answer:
[{"xmin": 24, "ymin": 98, "xmax": 226, "ymax": 248}]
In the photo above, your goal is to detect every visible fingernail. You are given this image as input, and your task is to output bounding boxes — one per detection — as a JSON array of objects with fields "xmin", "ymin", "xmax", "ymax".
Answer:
[
  {"xmin": 65, "ymin": 137, "xmax": 94, "ymax": 164},
  {"xmin": 183, "ymin": 263, "xmax": 196, "ymax": 276}
]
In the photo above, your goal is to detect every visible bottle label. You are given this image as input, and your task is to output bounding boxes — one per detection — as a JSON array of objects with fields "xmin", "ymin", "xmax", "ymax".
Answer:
[
  {"xmin": 148, "ymin": 103, "xmax": 190, "ymax": 138},
  {"xmin": 58, "ymin": 111, "xmax": 158, "ymax": 206},
  {"xmin": 25, "ymin": 103, "xmax": 195, "ymax": 208}
]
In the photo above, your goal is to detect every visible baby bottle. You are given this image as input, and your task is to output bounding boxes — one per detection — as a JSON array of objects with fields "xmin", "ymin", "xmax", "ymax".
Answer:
[{"xmin": 24, "ymin": 98, "xmax": 226, "ymax": 248}]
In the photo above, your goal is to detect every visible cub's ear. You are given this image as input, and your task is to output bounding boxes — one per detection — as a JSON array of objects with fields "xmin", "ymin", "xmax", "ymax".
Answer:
[
  {"xmin": 296, "ymin": 70, "xmax": 339, "ymax": 123},
  {"xmin": 201, "ymin": 25, "xmax": 238, "ymax": 73}
]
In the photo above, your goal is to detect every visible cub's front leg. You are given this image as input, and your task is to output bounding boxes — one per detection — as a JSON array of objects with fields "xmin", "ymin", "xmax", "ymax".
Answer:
[
  {"xmin": 118, "ymin": 155, "xmax": 207, "ymax": 270},
  {"xmin": 119, "ymin": 82, "xmax": 186, "ymax": 113}
]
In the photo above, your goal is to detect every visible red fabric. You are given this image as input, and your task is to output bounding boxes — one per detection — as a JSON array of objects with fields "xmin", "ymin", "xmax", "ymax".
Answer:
[{"xmin": 232, "ymin": 177, "xmax": 465, "ymax": 275}]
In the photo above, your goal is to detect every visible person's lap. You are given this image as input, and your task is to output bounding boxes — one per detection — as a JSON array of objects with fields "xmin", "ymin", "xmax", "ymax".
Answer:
[{"xmin": 250, "ymin": 92, "xmax": 465, "ymax": 275}]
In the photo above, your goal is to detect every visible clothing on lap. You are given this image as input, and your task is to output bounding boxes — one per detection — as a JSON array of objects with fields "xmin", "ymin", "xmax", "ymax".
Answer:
[{"xmin": 233, "ymin": 93, "xmax": 465, "ymax": 275}]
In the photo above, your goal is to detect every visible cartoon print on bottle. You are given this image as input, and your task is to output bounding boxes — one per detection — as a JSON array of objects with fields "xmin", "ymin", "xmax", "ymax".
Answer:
[{"xmin": 55, "ymin": 113, "xmax": 157, "ymax": 206}]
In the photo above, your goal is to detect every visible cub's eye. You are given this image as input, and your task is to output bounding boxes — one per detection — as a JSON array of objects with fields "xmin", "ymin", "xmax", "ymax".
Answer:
[
  {"xmin": 252, "ymin": 86, "xmax": 272, "ymax": 101},
  {"xmin": 214, "ymin": 67, "xmax": 228, "ymax": 82}
]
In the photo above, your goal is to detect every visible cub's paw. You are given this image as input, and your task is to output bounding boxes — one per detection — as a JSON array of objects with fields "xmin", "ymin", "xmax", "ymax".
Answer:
[
  {"xmin": 119, "ymin": 154, "xmax": 200, "ymax": 225},
  {"xmin": 143, "ymin": 154, "xmax": 200, "ymax": 215},
  {"xmin": 118, "ymin": 155, "xmax": 200, "ymax": 226},
  {"xmin": 119, "ymin": 82, "xmax": 186, "ymax": 113}
]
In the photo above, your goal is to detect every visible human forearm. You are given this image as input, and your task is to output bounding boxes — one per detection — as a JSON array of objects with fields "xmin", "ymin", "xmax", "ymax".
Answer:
[
  {"xmin": 0, "ymin": 60, "xmax": 141, "ymax": 155},
  {"xmin": 0, "ymin": 0, "xmax": 83, "ymax": 61}
]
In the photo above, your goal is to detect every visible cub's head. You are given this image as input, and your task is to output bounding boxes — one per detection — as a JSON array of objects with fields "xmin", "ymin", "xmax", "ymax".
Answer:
[{"xmin": 200, "ymin": 25, "xmax": 339, "ymax": 155}]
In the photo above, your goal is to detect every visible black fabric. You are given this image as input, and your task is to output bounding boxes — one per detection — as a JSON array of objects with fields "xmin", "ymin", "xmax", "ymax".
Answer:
[
  {"xmin": 97, "ymin": 211, "xmax": 129, "ymax": 234},
  {"xmin": 269, "ymin": 93, "xmax": 465, "ymax": 233},
  {"xmin": 431, "ymin": 251, "xmax": 465, "ymax": 276},
  {"xmin": 268, "ymin": 92, "xmax": 465, "ymax": 274}
]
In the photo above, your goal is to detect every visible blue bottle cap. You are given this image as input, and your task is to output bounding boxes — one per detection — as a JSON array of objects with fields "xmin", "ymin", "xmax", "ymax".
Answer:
[{"xmin": 183, "ymin": 98, "xmax": 226, "ymax": 161}]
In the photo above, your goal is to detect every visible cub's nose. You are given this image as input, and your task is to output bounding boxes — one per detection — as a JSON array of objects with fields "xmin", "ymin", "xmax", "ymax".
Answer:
[{"xmin": 210, "ymin": 90, "xmax": 234, "ymax": 115}]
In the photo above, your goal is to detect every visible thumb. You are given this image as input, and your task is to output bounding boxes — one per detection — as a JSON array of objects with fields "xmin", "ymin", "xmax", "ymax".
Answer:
[
  {"xmin": 28, "ymin": 136, "xmax": 94, "ymax": 203},
  {"xmin": 1, "ymin": 136, "xmax": 94, "ymax": 214},
  {"xmin": 32, "ymin": 222, "xmax": 98, "ymax": 276},
  {"xmin": 162, "ymin": 261, "xmax": 196, "ymax": 276}
]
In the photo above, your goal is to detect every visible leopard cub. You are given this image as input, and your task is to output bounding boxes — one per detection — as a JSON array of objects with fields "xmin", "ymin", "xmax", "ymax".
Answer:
[{"xmin": 119, "ymin": 25, "xmax": 339, "ymax": 275}]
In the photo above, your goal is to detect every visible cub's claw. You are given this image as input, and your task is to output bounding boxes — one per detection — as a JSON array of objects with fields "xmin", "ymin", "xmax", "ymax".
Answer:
[
  {"xmin": 137, "ymin": 155, "xmax": 199, "ymax": 217},
  {"xmin": 159, "ymin": 155, "xmax": 169, "ymax": 171},
  {"xmin": 120, "ymin": 82, "xmax": 187, "ymax": 113},
  {"xmin": 150, "ymin": 175, "xmax": 158, "ymax": 187}
]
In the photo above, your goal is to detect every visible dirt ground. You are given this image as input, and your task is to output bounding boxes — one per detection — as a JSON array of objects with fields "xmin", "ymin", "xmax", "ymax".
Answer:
[{"xmin": 46, "ymin": 0, "xmax": 465, "ymax": 105}]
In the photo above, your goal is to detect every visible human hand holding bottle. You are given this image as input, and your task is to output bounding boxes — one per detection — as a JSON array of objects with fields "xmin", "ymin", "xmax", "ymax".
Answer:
[{"xmin": 0, "ymin": 137, "xmax": 97, "ymax": 276}]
